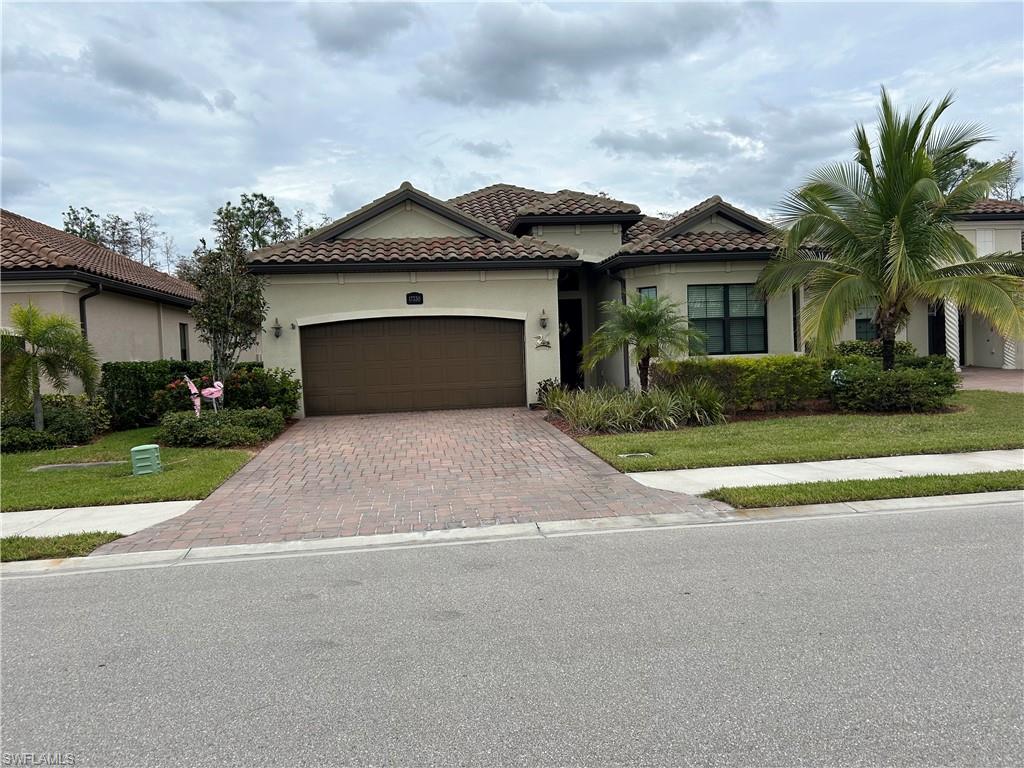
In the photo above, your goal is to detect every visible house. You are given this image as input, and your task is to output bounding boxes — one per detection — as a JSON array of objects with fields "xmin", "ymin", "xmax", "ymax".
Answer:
[
  {"xmin": 1, "ymin": 209, "xmax": 212, "ymax": 379},
  {"xmin": 250, "ymin": 183, "xmax": 1024, "ymax": 417}
]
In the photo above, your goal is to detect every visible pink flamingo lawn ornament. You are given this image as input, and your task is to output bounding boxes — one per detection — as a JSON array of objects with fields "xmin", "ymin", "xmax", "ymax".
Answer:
[{"xmin": 182, "ymin": 375, "xmax": 224, "ymax": 414}]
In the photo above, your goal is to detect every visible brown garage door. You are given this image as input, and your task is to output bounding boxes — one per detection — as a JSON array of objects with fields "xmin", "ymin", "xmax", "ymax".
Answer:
[{"xmin": 300, "ymin": 316, "xmax": 526, "ymax": 415}]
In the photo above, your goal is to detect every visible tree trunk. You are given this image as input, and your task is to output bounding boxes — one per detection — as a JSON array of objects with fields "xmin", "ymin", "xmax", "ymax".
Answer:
[
  {"xmin": 33, "ymin": 385, "xmax": 44, "ymax": 432},
  {"xmin": 638, "ymin": 355, "xmax": 651, "ymax": 392},
  {"xmin": 880, "ymin": 327, "xmax": 897, "ymax": 371}
]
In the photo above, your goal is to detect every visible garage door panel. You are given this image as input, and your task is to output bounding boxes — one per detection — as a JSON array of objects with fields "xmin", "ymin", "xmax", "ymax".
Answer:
[{"xmin": 300, "ymin": 316, "xmax": 526, "ymax": 415}]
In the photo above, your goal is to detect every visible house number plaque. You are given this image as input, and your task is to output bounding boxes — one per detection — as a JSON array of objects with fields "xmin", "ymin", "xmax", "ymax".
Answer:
[{"xmin": 406, "ymin": 292, "xmax": 424, "ymax": 305}]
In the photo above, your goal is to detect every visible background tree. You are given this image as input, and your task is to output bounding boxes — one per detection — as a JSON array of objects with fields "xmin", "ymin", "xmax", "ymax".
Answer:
[
  {"xmin": 179, "ymin": 217, "xmax": 267, "ymax": 386},
  {"xmin": 759, "ymin": 88, "xmax": 1024, "ymax": 370},
  {"xmin": 62, "ymin": 206, "xmax": 102, "ymax": 243},
  {"xmin": 293, "ymin": 208, "xmax": 332, "ymax": 238},
  {"xmin": 1, "ymin": 304, "xmax": 99, "ymax": 431},
  {"xmin": 216, "ymin": 193, "xmax": 292, "ymax": 251},
  {"xmin": 131, "ymin": 210, "xmax": 158, "ymax": 267},
  {"xmin": 100, "ymin": 213, "xmax": 136, "ymax": 257},
  {"xmin": 581, "ymin": 294, "xmax": 704, "ymax": 391},
  {"xmin": 943, "ymin": 150, "xmax": 1021, "ymax": 200}
]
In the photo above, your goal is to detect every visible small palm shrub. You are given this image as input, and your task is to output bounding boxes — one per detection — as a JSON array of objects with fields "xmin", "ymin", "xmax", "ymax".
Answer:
[{"xmin": 676, "ymin": 379, "xmax": 726, "ymax": 426}]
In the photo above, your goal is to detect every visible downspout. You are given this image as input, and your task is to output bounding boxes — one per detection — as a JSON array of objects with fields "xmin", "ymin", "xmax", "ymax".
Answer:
[
  {"xmin": 610, "ymin": 272, "xmax": 630, "ymax": 389},
  {"xmin": 78, "ymin": 284, "xmax": 102, "ymax": 338}
]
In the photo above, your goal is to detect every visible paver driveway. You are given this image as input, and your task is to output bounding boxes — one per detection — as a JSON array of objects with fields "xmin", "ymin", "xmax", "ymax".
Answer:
[{"xmin": 96, "ymin": 408, "xmax": 731, "ymax": 554}]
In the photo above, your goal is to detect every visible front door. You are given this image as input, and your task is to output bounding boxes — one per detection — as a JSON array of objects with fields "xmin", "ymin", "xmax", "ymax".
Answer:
[{"xmin": 558, "ymin": 298, "xmax": 584, "ymax": 389}]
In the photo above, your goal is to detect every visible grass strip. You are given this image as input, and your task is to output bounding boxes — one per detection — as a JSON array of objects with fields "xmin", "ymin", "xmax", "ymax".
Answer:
[
  {"xmin": 1, "ymin": 531, "xmax": 122, "ymax": 562},
  {"xmin": 704, "ymin": 470, "xmax": 1024, "ymax": 509}
]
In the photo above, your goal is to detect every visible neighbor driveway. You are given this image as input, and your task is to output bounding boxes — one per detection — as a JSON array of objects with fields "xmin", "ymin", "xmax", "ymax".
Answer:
[{"xmin": 96, "ymin": 409, "xmax": 731, "ymax": 554}]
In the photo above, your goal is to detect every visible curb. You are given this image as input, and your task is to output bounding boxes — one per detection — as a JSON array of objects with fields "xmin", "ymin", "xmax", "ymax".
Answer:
[{"xmin": 2, "ymin": 491, "xmax": 1020, "ymax": 579}]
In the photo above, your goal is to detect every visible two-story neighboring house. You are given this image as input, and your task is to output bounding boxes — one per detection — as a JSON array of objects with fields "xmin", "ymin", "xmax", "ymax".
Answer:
[{"xmin": 248, "ymin": 182, "xmax": 1023, "ymax": 417}]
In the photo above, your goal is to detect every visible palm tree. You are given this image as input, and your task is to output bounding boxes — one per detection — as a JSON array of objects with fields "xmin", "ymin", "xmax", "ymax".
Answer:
[
  {"xmin": 758, "ymin": 88, "xmax": 1024, "ymax": 370},
  {"xmin": 1, "ymin": 304, "xmax": 99, "ymax": 431},
  {"xmin": 582, "ymin": 294, "xmax": 704, "ymax": 391}
]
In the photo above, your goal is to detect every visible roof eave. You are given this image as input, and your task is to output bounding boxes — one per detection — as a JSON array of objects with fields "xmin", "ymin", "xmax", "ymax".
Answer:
[
  {"xmin": 0, "ymin": 268, "xmax": 196, "ymax": 307},
  {"xmin": 602, "ymin": 250, "xmax": 777, "ymax": 271},
  {"xmin": 510, "ymin": 212, "xmax": 644, "ymax": 234},
  {"xmin": 249, "ymin": 258, "xmax": 581, "ymax": 274},
  {"xmin": 953, "ymin": 212, "xmax": 1024, "ymax": 221}
]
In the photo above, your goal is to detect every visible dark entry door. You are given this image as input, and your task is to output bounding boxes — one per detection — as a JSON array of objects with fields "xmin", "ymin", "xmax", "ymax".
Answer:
[
  {"xmin": 300, "ymin": 316, "xmax": 526, "ymax": 415},
  {"xmin": 558, "ymin": 298, "xmax": 584, "ymax": 388}
]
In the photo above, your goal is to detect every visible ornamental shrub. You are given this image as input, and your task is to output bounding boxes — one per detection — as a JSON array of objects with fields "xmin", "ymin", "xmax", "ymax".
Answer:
[
  {"xmin": 0, "ymin": 394, "xmax": 109, "ymax": 452},
  {"xmin": 541, "ymin": 384, "xmax": 725, "ymax": 434},
  {"xmin": 653, "ymin": 356, "xmax": 829, "ymax": 413},
  {"xmin": 156, "ymin": 408, "xmax": 286, "ymax": 447},
  {"xmin": 106, "ymin": 361, "xmax": 300, "ymax": 427},
  {"xmin": 830, "ymin": 362, "xmax": 958, "ymax": 413},
  {"xmin": 833, "ymin": 339, "xmax": 917, "ymax": 358},
  {"xmin": 0, "ymin": 427, "xmax": 59, "ymax": 453},
  {"xmin": 223, "ymin": 366, "xmax": 301, "ymax": 416},
  {"xmin": 100, "ymin": 360, "xmax": 213, "ymax": 429}
]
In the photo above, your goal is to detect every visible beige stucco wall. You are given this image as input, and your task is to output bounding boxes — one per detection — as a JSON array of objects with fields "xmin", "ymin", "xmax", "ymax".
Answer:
[
  {"xmin": 261, "ymin": 269, "xmax": 561, "ymax": 416},
  {"xmin": 531, "ymin": 223, "xmax": 623, "ymax": 263},
  {"xmin": 1, "ymin": 280, "xmax": 261, "ymax": 388},
  {"xmin": 677, "ymin": 212, "xmax": 745, "ymax": 234},
  {"xmin": 624, "ymin": 260, "xmax": 794, "ymax": 345},
  {"xmin": 341, "ymin": 202, "xmax": 478, "ymax": 239}
]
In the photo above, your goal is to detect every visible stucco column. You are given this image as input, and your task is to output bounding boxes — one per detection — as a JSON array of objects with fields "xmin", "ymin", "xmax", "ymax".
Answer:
[
  {"xmin": 1003, "ymin": 338, "xmax": 1018, "ymax": 370},
  {"xmin": 944, "ymin": 299, "xmax": 961, "ymax": 371}
]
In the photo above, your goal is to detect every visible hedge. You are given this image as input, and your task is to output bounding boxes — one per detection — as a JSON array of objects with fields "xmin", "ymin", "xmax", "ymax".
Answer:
[
  {"xmin": 100, "ymin": 360, "xmax": 215, "ymax": 429},
  {"xmin": 831, "ymin": 358, "xmax": 959, "ymax": 412},
  {"xmin": 652, "ymin": 355, "xmax": 830, "ymax": 413},
  {"xmin": 833, "ymin": 339, "xmax": 918, "ymax": 358},
  {"xmin": 156, "ymin": 408, "xmax": 286, "ymax": 447},
  {"xmin": 0, "ymin": 395, "xmax": 112, "ymax": 453},
  {"xmin": 99, "ymin": 360, "xmax": 294, "ymax": 430}
]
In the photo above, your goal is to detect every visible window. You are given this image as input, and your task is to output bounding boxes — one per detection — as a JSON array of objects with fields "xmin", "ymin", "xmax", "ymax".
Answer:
[
  {"xmin": 976, "ymin": 229, "xmax": 995, "ymax": 256},
  {"xmin": 637, "ymin": 286, "xmax": 657, "ymax": 300},
  {"xmin": 855, "ymin": 304, "xmax": 878, "ymax": 341},
  {"xmin": 687, "ymin": 284, "xmax": 767, "ymax": 355},
  {"xmin": 179, "ymin": 323, "xmax": 189, "ymax": 361}
]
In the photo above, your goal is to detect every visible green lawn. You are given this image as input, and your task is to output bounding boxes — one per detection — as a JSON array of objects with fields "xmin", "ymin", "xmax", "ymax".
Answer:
[
  {"xmin": 581, "ymin": 391, "xmax": 1024, "ymax": 472},
  {"xmin": 1, "ymin": 428, "xmax": 252, "ymax": 512},
  {"xmin": 1, "ymin": 531, "xmax": 122, "ymax": 562},
  {"xmin": 705, "ymin": 470, "xmax": 1024, "ymax": 509}
]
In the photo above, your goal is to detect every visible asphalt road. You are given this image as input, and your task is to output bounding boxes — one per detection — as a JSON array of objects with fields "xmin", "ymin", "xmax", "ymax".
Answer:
[{"xmin": 2, "ymin": 504, "xmax": 1022, "ymax": 767}]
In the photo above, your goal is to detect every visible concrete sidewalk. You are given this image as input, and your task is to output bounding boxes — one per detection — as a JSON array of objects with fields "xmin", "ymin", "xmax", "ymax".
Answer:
[
  {"xmin": 629, "ymin": 449, "xmax": 1024, "ymax": 495},
  {"xmin": 0, "ymin": 501, "xmax": 199, "ymax": 538}
]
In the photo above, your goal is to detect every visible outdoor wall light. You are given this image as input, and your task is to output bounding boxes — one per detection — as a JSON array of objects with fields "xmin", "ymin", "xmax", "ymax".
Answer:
[
  {"xmin": 539, "ymin": 309, "xmax": 548, "ymax": 329},
  {"xmin": 271, "ymin": 318, "xmax": 283, "ymax": 337}
]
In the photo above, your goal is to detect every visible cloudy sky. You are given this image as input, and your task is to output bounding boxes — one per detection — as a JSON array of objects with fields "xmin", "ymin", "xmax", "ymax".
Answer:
[{"xmin": 3, "ymin": 1, "xmax": 1022, "ymax": 262}]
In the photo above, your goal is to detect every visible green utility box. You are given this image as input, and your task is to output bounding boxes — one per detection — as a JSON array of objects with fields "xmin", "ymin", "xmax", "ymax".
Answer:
[{"xmin": 131, "ymin": 444, "xmax": 162, "ymax": 476}]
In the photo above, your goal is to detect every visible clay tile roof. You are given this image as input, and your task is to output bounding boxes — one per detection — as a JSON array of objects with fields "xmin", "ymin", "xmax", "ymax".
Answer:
[
  {"xmin": 617, "ymin": 230, "xmax": 779, "ymax": 257},
  {"xmin": 248, "ymin": 235, "xmax": 577, "ymax": 266},
  {"xmin": 624, "ymin": 215, "xmax": 669, "ymax": 242},
  {"xmin": 448, "ymin": 183, "xmax": 549, "ymax": 231},
  {"xmin": 662, "ymin": 195, "xmax": 771, "ymax": 235},
  {"xmin": 1, "ymin": 209, "xmax": 199, "ymax": 301},
  {"xmin": 515, "ymin": 189, "xmax": 641, "ymax": 217},
  {"xmin": 957, "ymin": 198, "xmax": 1024, "ymax": 216}
]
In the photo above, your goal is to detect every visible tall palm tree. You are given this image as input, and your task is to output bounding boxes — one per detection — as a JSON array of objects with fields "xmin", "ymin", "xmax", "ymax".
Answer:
[
  {"xmin": 582, "ymin": 294, "xmax": 704, "ymax": 391},
  {"xmin": 1, "ymin": 304, "xmax": 99, "ymax": 431},
  {"xmin": 758, "ymin": 88, "xmax": 1024, "ymax": 369}
]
